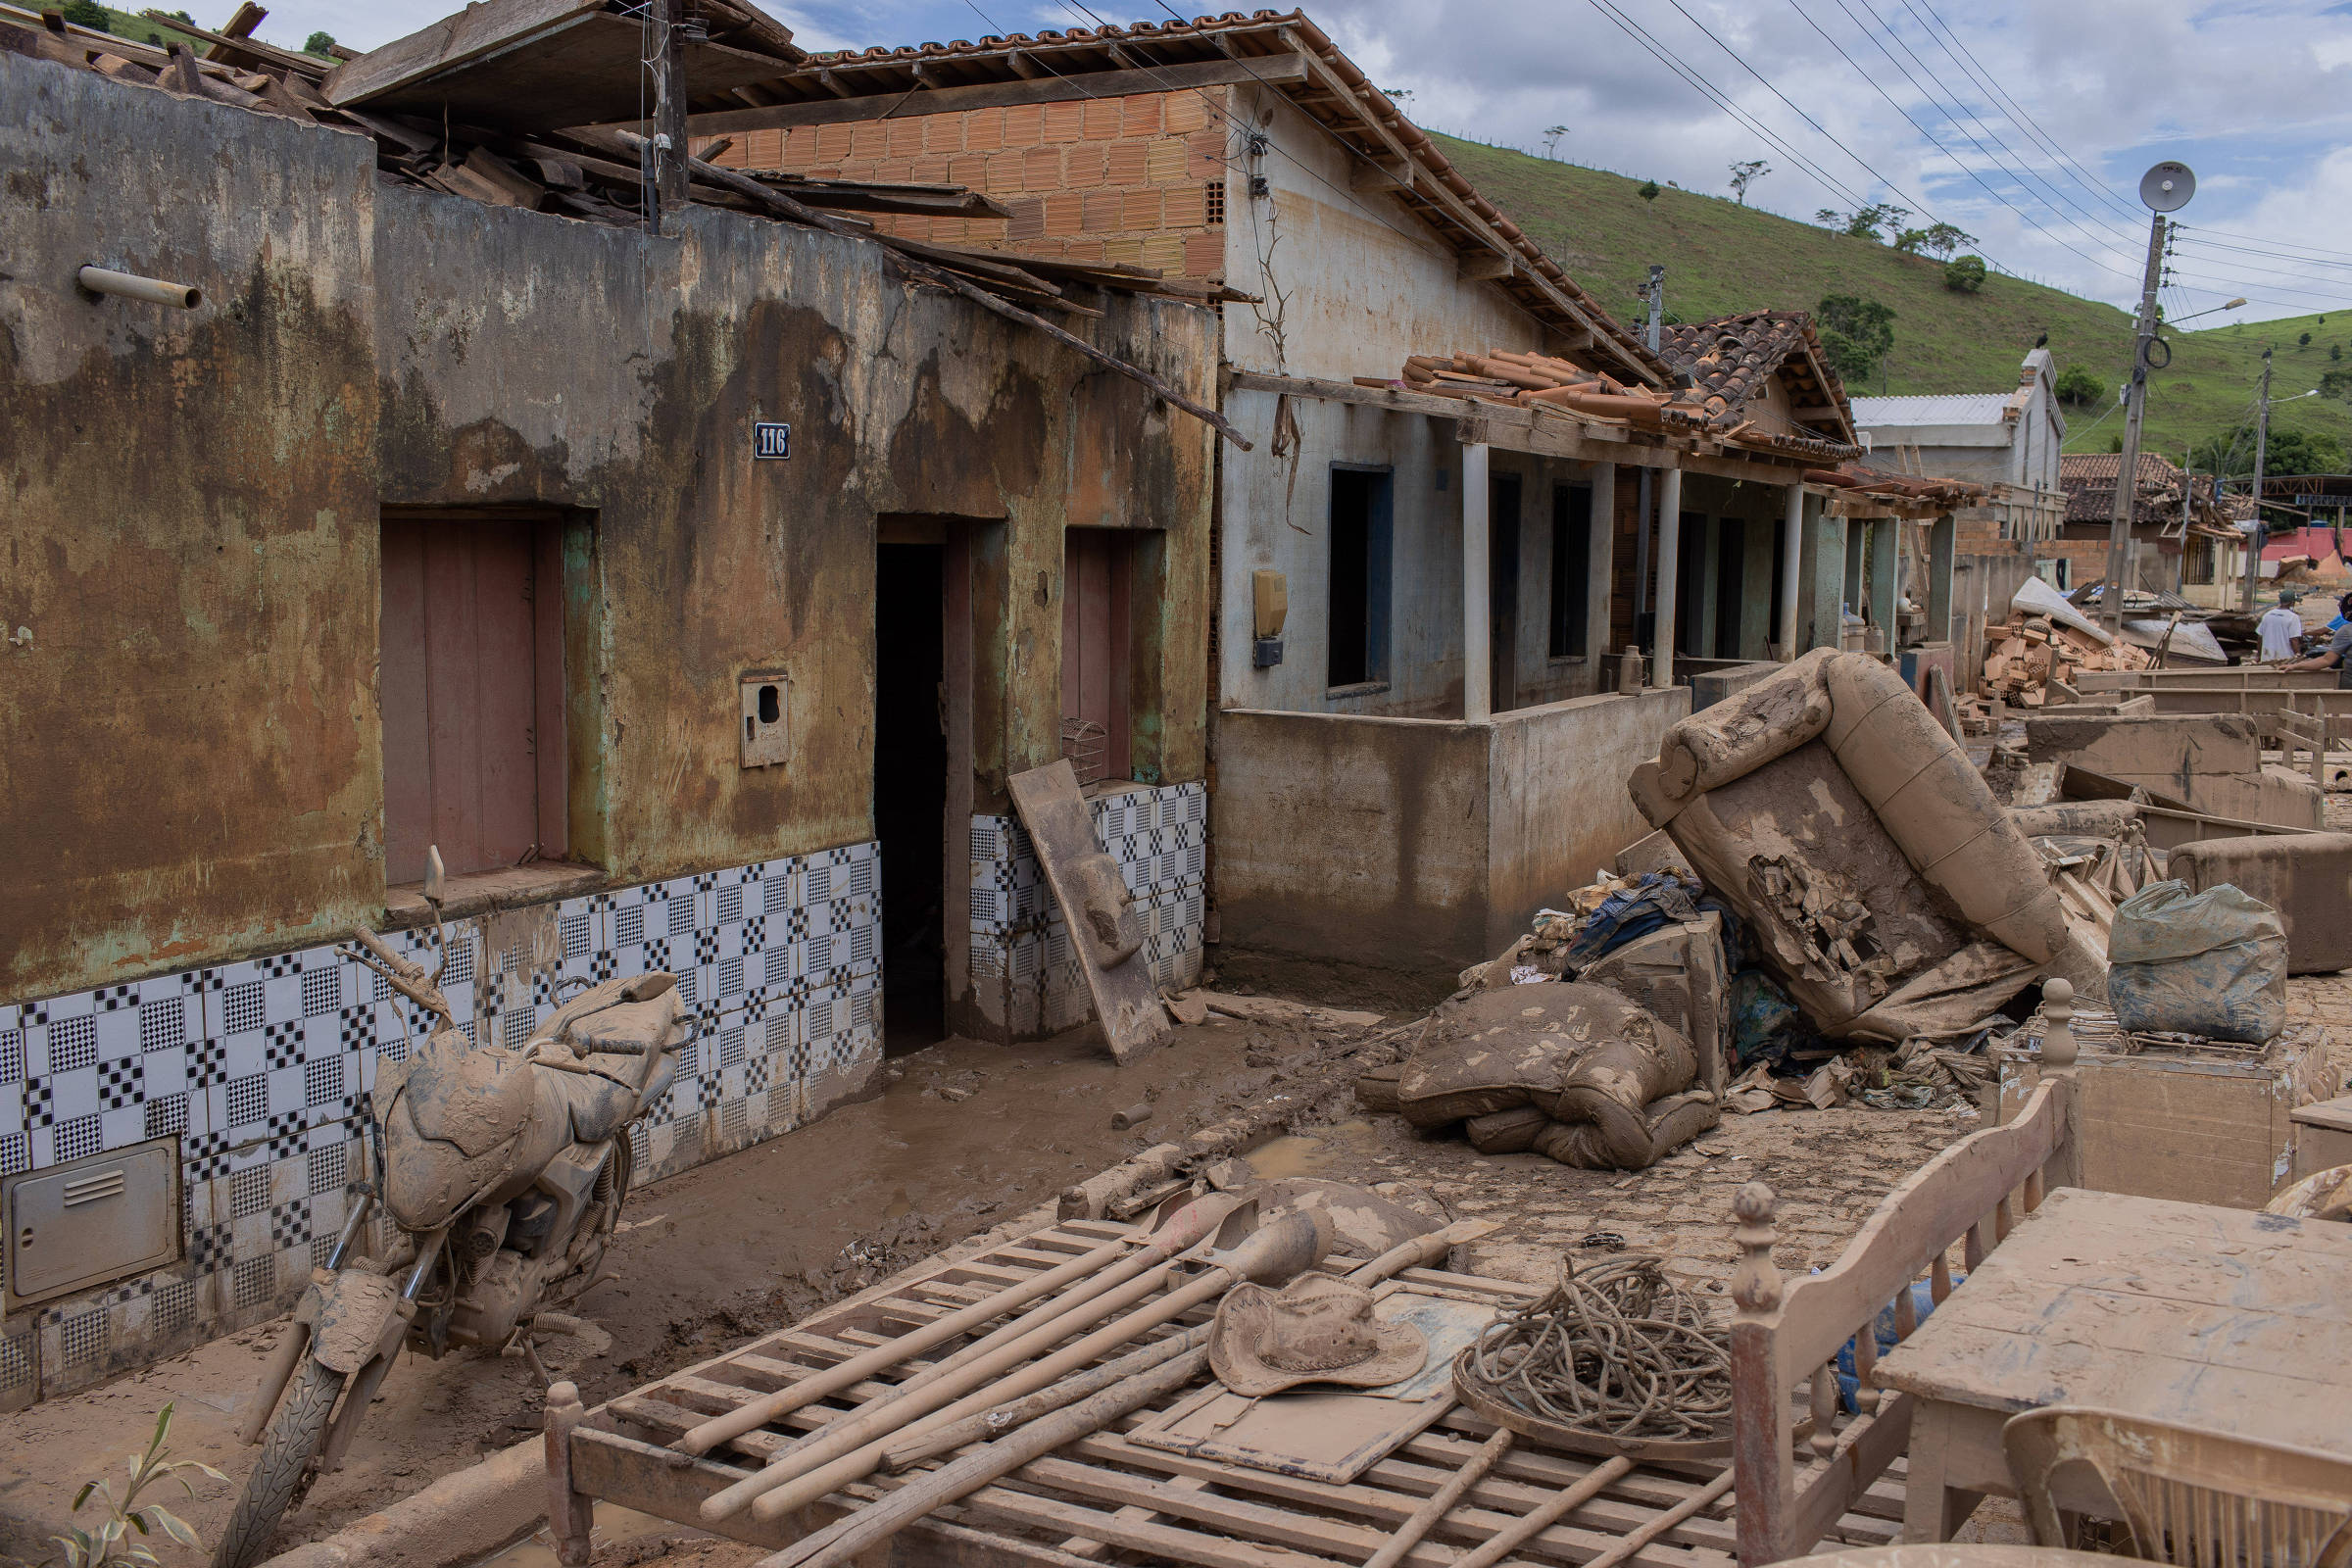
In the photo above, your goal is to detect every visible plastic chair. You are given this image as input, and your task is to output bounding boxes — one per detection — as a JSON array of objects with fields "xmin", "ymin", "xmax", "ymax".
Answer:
[{"xmin": 2003, "ymin": 1406, "xmax": 2352, "ymax": 1568}]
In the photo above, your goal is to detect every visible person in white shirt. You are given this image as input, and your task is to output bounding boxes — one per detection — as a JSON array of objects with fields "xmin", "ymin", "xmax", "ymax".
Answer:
[{"xmin": 2257, "ymin": 589, "xmax": 2307, "ymax": 662}]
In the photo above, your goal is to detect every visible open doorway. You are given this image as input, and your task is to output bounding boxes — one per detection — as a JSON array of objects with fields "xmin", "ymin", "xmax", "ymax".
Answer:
[
  {"xmin": 876, "ymin": 540, "xmax": 946, "ymax": 1054},
  {"xmin": 1490, "ymin": 472, "xmax": 1523, "ymax": 712}
]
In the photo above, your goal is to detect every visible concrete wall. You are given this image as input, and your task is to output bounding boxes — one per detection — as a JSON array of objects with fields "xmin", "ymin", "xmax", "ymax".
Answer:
[
  {"xmin": 1, "ymin": 55, "xmax": 1218, "ymax": 1005},
  {"xmin": 1, "ymin": 63, "xmax": 384, "ymax": 1004},
  {"xmin": 1213, "ymin": 85, "xmax": 1610, "ymax": 719},
  {"xmin": 0, "ymin": 56, "xmax": 1220, "ymax": 1403},
  {"xmin": 1212, "ymin": 688, "xmax": 1688, "ymax": 993}
]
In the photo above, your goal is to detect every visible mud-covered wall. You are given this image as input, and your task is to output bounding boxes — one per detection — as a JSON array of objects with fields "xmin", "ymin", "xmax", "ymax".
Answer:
[
  {"xmin": 1213, "ymin": 690, "xmax": 1688, "ymax": 993},
  {"xmin": 0, "ymin": 59, "xmax": 383, "ymax": 1003},
  {"xmin": 373, "ymin": 186, "xmax": 1215, "ymax": 885},
  {"xmin": 0, "ymin": 56, "xmax": 1217, "ymax": 1003},
  {"xmin": 1484, "ymin": 687, "xmax": 1690, "ymax": 952}
]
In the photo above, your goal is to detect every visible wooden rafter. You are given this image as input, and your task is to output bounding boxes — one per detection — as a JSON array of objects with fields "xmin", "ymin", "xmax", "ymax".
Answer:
[{"xmin": 683, "ymin": 53, "xmax": 1303, "ymax": 134}]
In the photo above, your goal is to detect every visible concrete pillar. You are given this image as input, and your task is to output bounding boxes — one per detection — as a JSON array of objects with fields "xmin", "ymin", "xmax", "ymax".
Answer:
[
  {"xmin": 1462, "ymin": 440, "xmax": 1491, "ymax": 722},
  {"xmin": 1653, "ymin": 466, "xmax": 1684, "ymax": 688},
  {"xmin": 1842, "ymin": 517, "xmax": 1866, "ymax": 629},
  {"xmin": 1586, "ymin": 462, "xmax": 1616, "ymax": 666},
  {"xmin": 1779, "ymin": 483, "xmax": 1804, "ymax": 660},
  {"xmin": 1868, "ymin": 519, "xmax": 1899, "ymax": 648},
  {"xmin": 1806, "ymin": 503, "xmax": 1844, "ymax": 653},
  {"xmin": 1927, "ymin": 512, "xmax": 1956, "ymax": 643}
]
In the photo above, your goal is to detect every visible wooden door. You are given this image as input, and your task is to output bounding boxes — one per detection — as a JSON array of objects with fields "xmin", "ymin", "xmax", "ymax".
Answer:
[
  {"xmin": 1060, "ymin": 528, "xmax": 1132, "ymax": 787},
  {"xmin": 380, "ymin": 513, "xmax": 565, "ymax": 884}
]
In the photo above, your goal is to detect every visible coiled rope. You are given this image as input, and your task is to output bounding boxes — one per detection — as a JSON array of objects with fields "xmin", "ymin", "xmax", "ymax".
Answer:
[{"xmin": 1459, "ymin": 1254, "xmax": 1732, "ymax": 1441}]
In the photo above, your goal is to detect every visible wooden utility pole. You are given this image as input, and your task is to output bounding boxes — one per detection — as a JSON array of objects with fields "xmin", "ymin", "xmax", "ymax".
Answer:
[
  {"xmin": 643, "ymin": 0, "xmax": 689, "ymax": 234},
  {"xmin": 2102, "ymin": 211, "xmax": 2167, "ymax": 633}
]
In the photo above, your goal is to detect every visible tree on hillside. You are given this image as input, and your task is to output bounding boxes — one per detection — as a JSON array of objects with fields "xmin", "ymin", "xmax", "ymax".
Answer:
[
  {"xmin": 1815, "ymin": 294, "xmax": 1896, "ymax": 384},
  {"xmin": 2299, "ymin": 331, "xmax": 2314, "ymax": 349},
  {"xmin": 304, "ymin": 29, "xmax": 336, "ymax": 54},
  {"xmin": 60, "ymin": 0, "xmax": 109, "ymax": 30},
  {"xmin": 1814, "ymin": 203, "xmax": 1909, "ymax": 242},
  {"xmin": 1543, "ymin": 125, "xmax": 1568, "ymax": 159},
  {"xmin": 1639, "ymin": 180, "xmax": 1661, "ymax": 203},
  {"xmin": 2193, "ymin": 426, "xmax": 2344, "ymax": 478},
  {"xmin": 1728, "ymin": 159, "xmax": 1770, "ymax": 205},
  {"xmin": 1944, "ymin": 254, "xmax": 1987, "ymax": 293},
  {"xmin": 2320, "ymin": 369, "xmax": 2352, "ymax": 402},
  {"xmin": 2054, "ymin": 364, "xmax": 2107, "ymax": 408},
  {"xmin": 1923, "ymin": 222, "xmax": 1977, "ymax": 260}
]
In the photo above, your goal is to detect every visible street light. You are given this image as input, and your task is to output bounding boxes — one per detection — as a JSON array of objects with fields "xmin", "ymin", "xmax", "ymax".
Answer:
[{"xmin": 2167, "ymin": 296, "xmax": 2248, "ymax": 325}]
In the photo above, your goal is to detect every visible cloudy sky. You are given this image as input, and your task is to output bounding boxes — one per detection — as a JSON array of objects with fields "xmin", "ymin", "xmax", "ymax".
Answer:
[{"xmin": 256, "ymin": 0, "xmax": 2352, "ymax": 323}]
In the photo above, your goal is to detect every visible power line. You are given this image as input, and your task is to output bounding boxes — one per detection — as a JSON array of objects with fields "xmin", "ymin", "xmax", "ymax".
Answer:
[
  {"xmin": 1848, "ymin": 0, "xmax": 2149, "ymax": 265},
  {"xmin": 1651, "ymin": 0, "xmax": 1935, "ymax": 222},
  {"xmin": 2174, "ymin": 230, "xmax": 2352, "ymax": 275},
  {"xmin": 1810, "ymin": 0, "xmax": 2154, "ymax": 279},
  {"xmin": 1580, "ymin": 0, "xmax": 1872, "ymax": 214},
  {"xmin": 1905, "ymin": 0, "xmax": 2148, "ymax": 228}
]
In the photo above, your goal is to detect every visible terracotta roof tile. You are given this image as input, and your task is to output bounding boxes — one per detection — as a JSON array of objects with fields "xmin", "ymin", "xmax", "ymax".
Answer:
[{"xmin": 1655, "ymin": 311, "xmax": 1854, "ymax": 441}]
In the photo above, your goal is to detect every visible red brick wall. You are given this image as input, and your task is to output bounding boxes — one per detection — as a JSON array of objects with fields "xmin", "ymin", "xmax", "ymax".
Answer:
[{"xmin": 715, "ymin": 88, "xmax": 1229, "ymax": 276}]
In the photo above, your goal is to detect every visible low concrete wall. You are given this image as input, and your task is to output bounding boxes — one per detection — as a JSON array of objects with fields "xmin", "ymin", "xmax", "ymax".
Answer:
[
  {"xmin": 2023, "ymin": 711, "xmax": 2323, "ymax": 828},
  {"xmin": 1213, "ymin": 688, "xmax": 1689, "ymax": 991}
]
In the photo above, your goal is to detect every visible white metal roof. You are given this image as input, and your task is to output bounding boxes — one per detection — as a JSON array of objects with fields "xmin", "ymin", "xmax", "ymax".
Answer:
[{"xmin": 1848, "ymin": 392, "xmax": 2014, "ymax": 428}]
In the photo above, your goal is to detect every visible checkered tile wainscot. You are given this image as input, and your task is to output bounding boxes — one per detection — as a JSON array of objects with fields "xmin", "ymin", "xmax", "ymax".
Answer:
[
  {"xmin": 0, "ymin": 840, "xmax": 881, "ymax": 1407},
  {"xmin": 968, "ymin": 781, "xmax": 1206, "ymax": 1040}
]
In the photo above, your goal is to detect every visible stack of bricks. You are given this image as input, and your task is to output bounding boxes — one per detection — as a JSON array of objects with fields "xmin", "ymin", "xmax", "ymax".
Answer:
[{"xmin": 716, "ymin": 88, "xmax": 1230, "ymax": 275}]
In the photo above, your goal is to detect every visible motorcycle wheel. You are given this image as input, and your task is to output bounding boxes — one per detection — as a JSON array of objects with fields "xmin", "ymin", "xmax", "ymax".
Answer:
[{"xmin": 211, "ymin": 1359, "xmax": 346, "ymax": 1568}]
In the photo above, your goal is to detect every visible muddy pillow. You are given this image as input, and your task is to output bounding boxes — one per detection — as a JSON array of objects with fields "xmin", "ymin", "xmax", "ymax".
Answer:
[{"xmin": 1396, "ymin": 983, "xmax": 1666, "ymax": 1130}]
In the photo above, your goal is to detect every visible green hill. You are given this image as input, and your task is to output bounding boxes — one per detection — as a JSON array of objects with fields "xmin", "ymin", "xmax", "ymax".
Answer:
[{"xmin": 1432, "ymin": 133, "xmax": 2352, "ymax": 466}]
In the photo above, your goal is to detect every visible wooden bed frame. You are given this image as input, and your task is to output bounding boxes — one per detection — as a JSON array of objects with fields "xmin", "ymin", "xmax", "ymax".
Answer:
[{"xmin": 1727, "ymin": 1065, "xmax": 2079, "ymax": 1565}]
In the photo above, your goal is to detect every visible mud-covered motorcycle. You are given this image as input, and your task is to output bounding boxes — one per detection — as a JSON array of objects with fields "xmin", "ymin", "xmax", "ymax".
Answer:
[{"xmin": 213, "ymin": 854, "xmax": 690, "ymax": 1568}]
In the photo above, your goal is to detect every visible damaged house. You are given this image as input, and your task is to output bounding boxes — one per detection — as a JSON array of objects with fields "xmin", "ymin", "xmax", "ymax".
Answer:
[
  {"xmin": 702, "ymin": 14, "xmax": 1982, "ymax": 997},
  {"xmin": 0, "ymin": 0, "xmax": 1224, "ymax": 1400}
]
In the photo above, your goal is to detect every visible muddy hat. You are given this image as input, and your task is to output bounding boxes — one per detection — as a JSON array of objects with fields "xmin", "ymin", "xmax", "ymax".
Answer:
[{"xmin": 1208, "ymin": 1274, "xmax": 1427, "ymax": 1397}]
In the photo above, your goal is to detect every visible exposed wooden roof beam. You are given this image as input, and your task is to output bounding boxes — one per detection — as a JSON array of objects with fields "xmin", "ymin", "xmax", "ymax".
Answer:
[
  {"xmin": 1348, "ymin": 153, "xmax": 1408, "ymax": 192},
  {"xmin": 1458, "ymin": 252, "xmax": 1515, "ymax": 283},
  {"xmin": 684, "ymin": 52, "xmax": 1303, "ymax": 134}
]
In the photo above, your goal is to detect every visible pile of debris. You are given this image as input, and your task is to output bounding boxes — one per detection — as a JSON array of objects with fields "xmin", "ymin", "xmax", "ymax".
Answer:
[
  {"xmin": 2, "ymin": 0, "xmax": 1253, "ymax": 446},
  {"xmin": 1977, "ymin": 610, "xmax": 2150, "ymax": 709},
  {"xmin": 1375, "ymin": 348, "xmax": 1982, "ymax": 502}
]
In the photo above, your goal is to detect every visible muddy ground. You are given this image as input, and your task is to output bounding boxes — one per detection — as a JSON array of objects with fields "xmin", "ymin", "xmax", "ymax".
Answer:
[
  {"xmin": 0, "ymin": 983, "xmax": 1992, "ymax": 1568},
  {"xmin": 6, "ymin": 893, "xmax": 2347, "ymax": 1565}
]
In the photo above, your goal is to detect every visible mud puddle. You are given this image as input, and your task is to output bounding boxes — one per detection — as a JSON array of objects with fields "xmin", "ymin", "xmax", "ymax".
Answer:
[{"xmin": 1243, "ymin": 1117, "xmax": 1383, "ymax": 1178}]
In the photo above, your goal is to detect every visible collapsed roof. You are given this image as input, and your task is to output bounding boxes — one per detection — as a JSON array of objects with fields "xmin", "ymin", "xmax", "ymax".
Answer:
[
  {"xmin": 2, "ymin": 0, "xmax": 1254, "ymax": 445},
  {"xmin": 1656, "ymin": 311, "xmax": 1857, "ymax": 447},
  {"xmin": 1386, "ymin": 345, "xmax": 1982, "ymax": 509}
]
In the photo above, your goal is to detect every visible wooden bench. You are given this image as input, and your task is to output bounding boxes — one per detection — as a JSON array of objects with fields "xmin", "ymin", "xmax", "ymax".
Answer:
[{"xmin": 1728, "ymin": 1061, "xmax": 2079, "ymax": 1565}]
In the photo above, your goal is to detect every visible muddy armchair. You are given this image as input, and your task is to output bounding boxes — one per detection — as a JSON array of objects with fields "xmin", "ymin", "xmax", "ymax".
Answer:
[{"xmin": 1628, "ymin": 650, "xmax": 2097, "ymax": 1043}]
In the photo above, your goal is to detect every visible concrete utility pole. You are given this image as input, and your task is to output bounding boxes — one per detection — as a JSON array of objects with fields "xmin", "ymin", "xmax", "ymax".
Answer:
[
  {"xmin": 2242, "ymin": 348, "xmax": 2275, "ymax": 612},
  {"xmin": 2102, "ymin": 212, "xmax": 2168, "ymax": 633},
  {"xmin": 1630, "ymin": 265, "xmax": 1664, "ymax": 653}
]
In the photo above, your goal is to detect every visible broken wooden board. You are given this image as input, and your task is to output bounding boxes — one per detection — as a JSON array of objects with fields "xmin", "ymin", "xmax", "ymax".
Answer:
[
  {"xmin": 1005, "ymin": 759, "xmax": 1171, "ymax": 1063},
  {"xmin": 324, "ymin": 0, "xmax": 793, "ymax": 129},
  {"xmin": 1193, "ymin": 991, "xmax": 1384, "ymax": 1030}
]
